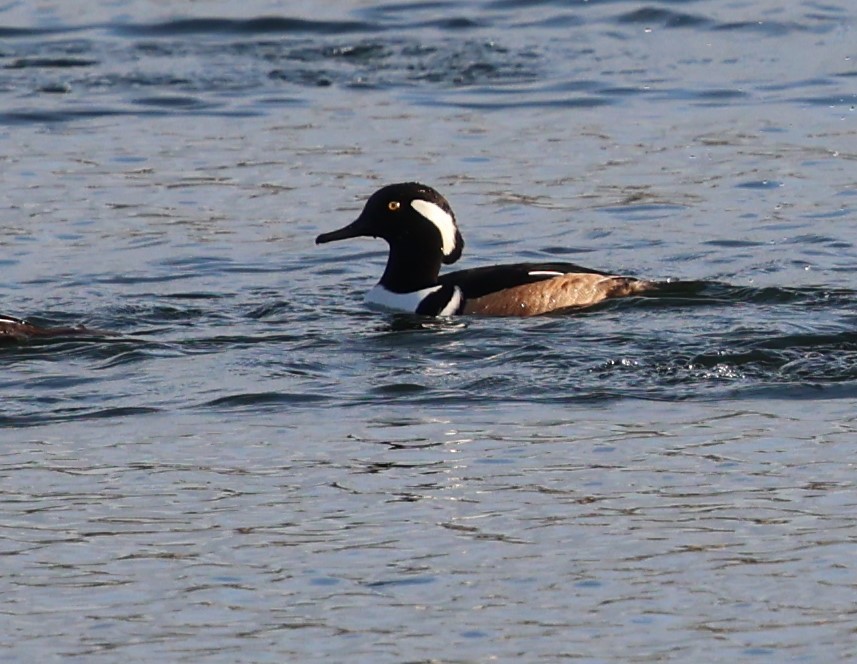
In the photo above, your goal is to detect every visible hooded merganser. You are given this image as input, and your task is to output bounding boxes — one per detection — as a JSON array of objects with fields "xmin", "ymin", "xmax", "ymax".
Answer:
[
  {"xmin": 0, "ymin": 314, "xmax": 87, "ymax": 343},
  {"xmin": 316, "ymin": 182, "xmax": 682, "ymax": 317}
]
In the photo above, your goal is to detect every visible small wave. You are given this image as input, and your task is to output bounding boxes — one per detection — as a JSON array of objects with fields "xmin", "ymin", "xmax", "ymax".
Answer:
[
  {"xmin": 4, "ymin": 57, "xmax": 98, "ymax": 69},
  {"xmin": 0, "ymin": 108, "xmax": 132, "ymax": 124},
  {"xmin": 200, "ymin": 391, "xmax": 330, "ymax": 409},
  {"xmin": 713, "ymin": 20, "xmax": 810, "ymax": 37},
  {"xmin": 0, "ymin": 26, "xmax": 72, "ymax": 38},
  {"xmin": 0, "ymin": 406, "xmax": 161, "ymax": 428},
  {"xmin": 615, "ymin": 7, "xmax": 711, "ymax": 29},
  {"xmin": 113, "ymin": 17, "xmax": 377, "ymax": 38},
  {"xmin": 131, "ymin": 95, "xmax": 217, "ymax": 110},
  {"xmin": 793, "ymin": 93, "xmax": 857, "ymax": 108}
]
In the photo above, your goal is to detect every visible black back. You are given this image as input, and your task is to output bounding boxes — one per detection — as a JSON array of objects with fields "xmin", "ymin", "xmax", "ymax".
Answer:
[{"xmin": 438, "ymin": 262, "xmax": 611, "ymax": 299}]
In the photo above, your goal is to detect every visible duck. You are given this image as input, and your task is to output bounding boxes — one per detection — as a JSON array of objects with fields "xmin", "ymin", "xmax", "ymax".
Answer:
[
  {"xmin": 316, "ymin": 182, "xmax": 690, "ymax": 316},
  {"xmin": 0, "ymin": 313, "xmax": 88, "ymax": 343}
]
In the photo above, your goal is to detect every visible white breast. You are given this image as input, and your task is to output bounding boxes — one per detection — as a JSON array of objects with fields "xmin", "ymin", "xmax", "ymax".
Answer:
[
  {"xmin": 365, "ymin": 284, "xmax": 462, "ymax": 316},
  {"xmin": 365, "ymin": 284, "xmax": 443, "ymax": 313}
]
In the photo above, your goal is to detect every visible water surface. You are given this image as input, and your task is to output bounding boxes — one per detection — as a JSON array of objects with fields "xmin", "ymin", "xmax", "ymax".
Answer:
[{"xmin": 1, "ymin": 0, "xmax": 856, "ymax": 661}]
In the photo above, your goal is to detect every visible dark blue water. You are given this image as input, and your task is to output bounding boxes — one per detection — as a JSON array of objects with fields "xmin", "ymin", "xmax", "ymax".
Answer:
[{"xmin": 2, "ymin": 0, "xmax": 856, "ymax": 661}]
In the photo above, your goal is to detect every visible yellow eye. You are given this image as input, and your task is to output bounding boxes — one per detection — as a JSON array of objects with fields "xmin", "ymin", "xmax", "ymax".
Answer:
[{"xmin": 388, "ymin": 200, "xmax": 401, "ymax": 211}]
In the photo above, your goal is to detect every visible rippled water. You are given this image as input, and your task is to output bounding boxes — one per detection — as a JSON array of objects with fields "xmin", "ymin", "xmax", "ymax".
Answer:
[{"xmin": 2, "ymin": 0, "xmax": 856, "ymax": 661}]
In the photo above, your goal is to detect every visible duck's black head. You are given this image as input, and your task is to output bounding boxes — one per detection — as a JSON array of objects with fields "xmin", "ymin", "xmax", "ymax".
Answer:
[{"xmin": 316, "ymin": 182, "xmax": 464, "ymax": 266}]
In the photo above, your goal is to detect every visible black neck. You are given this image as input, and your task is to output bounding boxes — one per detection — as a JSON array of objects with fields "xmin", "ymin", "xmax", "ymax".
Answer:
[{"xmin": 379, "ymin": 242, "xmax": 443, "ymax": 293}]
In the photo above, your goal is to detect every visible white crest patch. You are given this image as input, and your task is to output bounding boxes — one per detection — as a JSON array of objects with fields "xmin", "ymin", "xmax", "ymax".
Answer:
[
  {"xmin": 410, "ymin": 199, "xmax": 458, "ymax": 257},
  {"xmin": 528, "ymin": 270, "xmax": 565, "ymax": 277},
  {"xmin": 365, "ymin": 284, "xmax": 443, "ymax": 313}
]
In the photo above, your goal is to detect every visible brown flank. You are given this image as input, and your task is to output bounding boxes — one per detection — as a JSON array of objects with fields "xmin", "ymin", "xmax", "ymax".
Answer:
[{"xmin": 461, "ymin": 273, "xmax": 656, "ymax": 316}]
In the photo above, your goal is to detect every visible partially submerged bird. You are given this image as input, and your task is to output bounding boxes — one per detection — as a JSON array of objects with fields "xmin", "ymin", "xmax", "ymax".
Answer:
[
  {"xmin": 0, "ymin": 314, "xmax": 90, "ymax": 343},
  {"xmin": 316, "ymin": 182, "xmax": 689, "ymax": 316}
]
